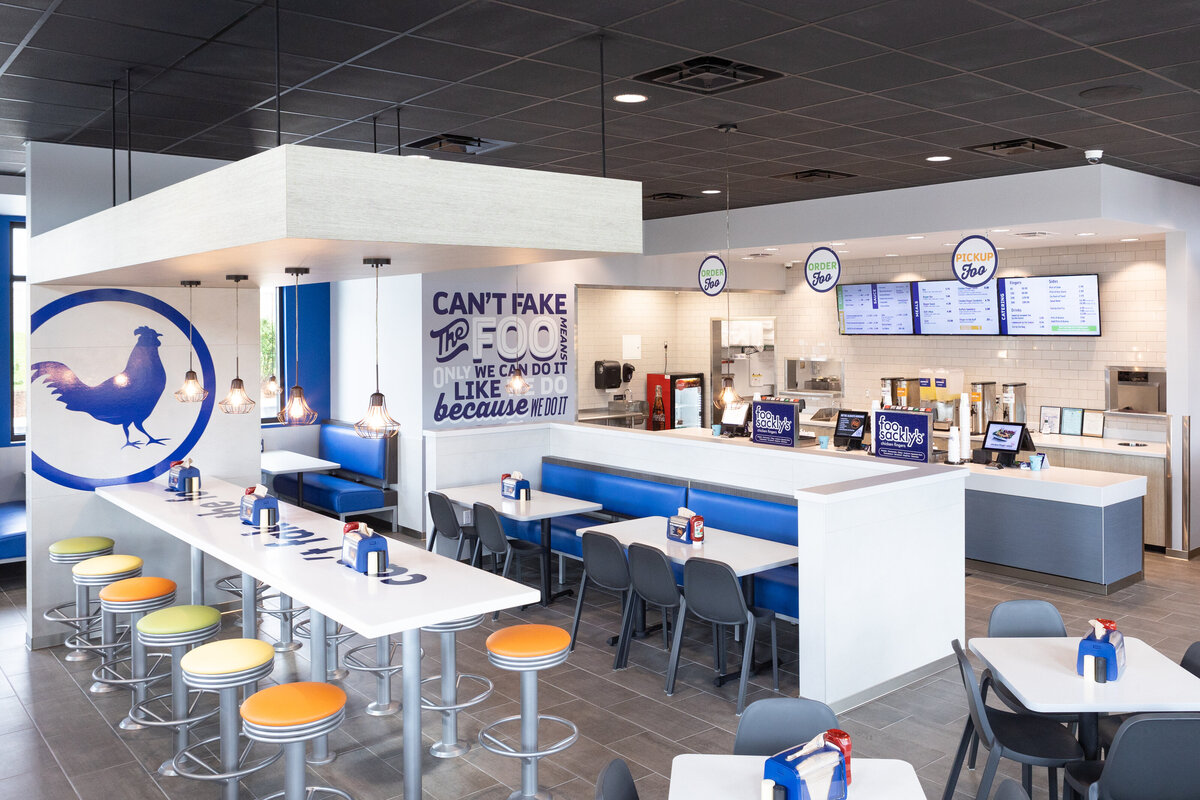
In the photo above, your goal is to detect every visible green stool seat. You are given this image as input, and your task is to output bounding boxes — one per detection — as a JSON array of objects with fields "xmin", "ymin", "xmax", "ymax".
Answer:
[
  {"xmin": 50, "ymin": 536, "xmax": 115, "ymax": 555},
  {"xmin": 138, "ymin": 605, "xmax": 221, "ymax": 636}
]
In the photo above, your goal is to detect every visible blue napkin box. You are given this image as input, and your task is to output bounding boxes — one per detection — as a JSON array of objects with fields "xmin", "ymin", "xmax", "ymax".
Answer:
[
  {"xmin": 340, "ymin": 524, "xmax": 388, "ymax": 575},
  {"xmin": 239, "ymin": 489, "xmax": 279, "ymax": 528},
  {"xmin": 501, "ymin": 476, "xmax": 530, "ymax": 500},
  {"xmin": 763, "ymin": 742, "xmax": 847, "ymax": 800},
  {"xmin": 166, "ymin": 460, "xmax": 201, "ymax": 493},
  {"xmin": 1077, "ymin": 629, "xmax": 1127, "ymax": 682}
]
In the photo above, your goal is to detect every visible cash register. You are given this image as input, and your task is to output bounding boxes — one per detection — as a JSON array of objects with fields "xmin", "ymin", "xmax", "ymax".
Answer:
[
  {"xmin": 721, "ymin": 400, "xmax": 751, "ymax": 437},
  {"xmin": 833, "ymin": 410, "xmax": 869, "ymax": 451},
  {"xmin": 980, "ymin": 421, "xmax": 1036, "ymax": 468}
]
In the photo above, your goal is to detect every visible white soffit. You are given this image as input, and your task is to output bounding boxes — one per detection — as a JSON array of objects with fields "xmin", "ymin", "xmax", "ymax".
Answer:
[{"xmin": 29, "ymin": 144, "xmax": 643, "ymax": 287}]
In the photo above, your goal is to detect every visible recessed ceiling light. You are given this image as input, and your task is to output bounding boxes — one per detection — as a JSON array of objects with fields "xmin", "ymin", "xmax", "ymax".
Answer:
[
  {"xmin": 613, "ymin": 93, "xmax": 648, "ymax": 104},
  {"xmin": 404, "ymin": 154, "xmax": 431, "ymax": 159},
  {"xmin": 829, "ymin": 241, "xmax": 846, "ymax": 246},
  {"xmin": 1120, "ymin": 237, "xmax": 1139, "ymax": 242},
  {"xmin": 885, "ymin": 253, "xmax": 900, "ymax": 257},
  {"xmin": 763, "ymin": 247, "xmax": 778, "ymax": 251},
  {"xmin": 741, "ymin": 256, "xmax": 756, "ymax": 261},
  {"xmin": 701, "ymin": 188, "xmax": 721, "ymax": 194},
  {"xmin": 943, "ymin": 243, "xmax": 954, "ymax": 246},
  {"xmin": 1076, "ymin": 232, "xmax": 1096, "ymax": 237},
  {"xmin": 991, "ymin": 228, "xmax": 1010, "ymax": 233},
  {"xmin": 837, "ymin": 250, "xmax": 849, "ymax": 254},
  {"xmin": 906, "ymin": 235, "xmax": 925, "ymax": 240},
  {"xmin": 997, "ymin": 247, "xmax": 1006, "ymax": 250},
  {"xmin": 925, "ymin": 155, "xmax": 952, "ymax": 162}
]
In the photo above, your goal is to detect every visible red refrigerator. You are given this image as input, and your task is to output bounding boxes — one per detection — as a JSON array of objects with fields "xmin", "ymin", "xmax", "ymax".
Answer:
[{"xmin": 646, "ymin": 373, "xmax": 705, "ymax": 430}]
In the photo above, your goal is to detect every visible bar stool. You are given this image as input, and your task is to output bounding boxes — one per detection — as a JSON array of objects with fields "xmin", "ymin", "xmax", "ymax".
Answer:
[
  {"xmin": 91, "ymin": 576, "xmax": 178, "ymax": 728},
  {"xmin": 66, "ymin": 554, "xmax": 144, "ymax": 692},
  {"xmin": 420, "ymin": 615, "xmax": 494, "ymax": 757},
  {"xmin": 343, "ymin": 635, "xmax": 401, "ymax": 717},
  {"xmin": 173, "ymin": 639, "xmax": 281, "ymax": 800},
  {"xmin": 478, "ymin": 624, "xmax": 577, "ymax": 799},
  {"xmin": 42, "ymin": 536, "xmax": 115, "ymax": 662},
  {"xmin": 128, "ymin": 604, "xmax": 223, "ymax": 775},
  {"xmin": 240, "ymin": 682, "xmax": 353, "ymax": 800},
  {"xmin": 295, "ymin": 616, "xmax": 353, "ymax": 680}
]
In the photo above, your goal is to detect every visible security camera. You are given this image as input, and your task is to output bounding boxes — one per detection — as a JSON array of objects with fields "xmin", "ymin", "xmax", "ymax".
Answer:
[
  {"xmin": 1085, "ymin": 149, "xmax": 1104, "ymax": 164},
  {"xmin": 785, "ymin": 261, "xmax": 793, "ymax": 269}
]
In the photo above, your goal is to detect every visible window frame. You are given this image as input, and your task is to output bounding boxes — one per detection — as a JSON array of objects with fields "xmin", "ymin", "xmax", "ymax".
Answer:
[
  {"xmin": 8, "ymin": 219, "xmax": 25, "ymax": 444},
  {"xmin": 260, "ymin": 285, "xmax": 282, "ymax": 425}
]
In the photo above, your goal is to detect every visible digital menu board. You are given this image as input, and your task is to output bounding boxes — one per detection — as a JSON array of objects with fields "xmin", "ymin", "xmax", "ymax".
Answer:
[
  {"xmin": 998, "ymin": 275, "xmax": 1101, "ymax": 336},
  {"xmin": 836, "ymin": 283, "xmax": 914, "ymax": 335},
  {"xmin": 913, "ymin": 280, "xmax": 1000, "ymax": 335}
]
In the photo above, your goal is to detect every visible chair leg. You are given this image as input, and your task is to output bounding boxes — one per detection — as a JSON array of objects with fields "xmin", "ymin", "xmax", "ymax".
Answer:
[
  {"xmin": 941, "ymin": 719, "xmax": 973, "ymax": 800},
  {"xmin": 1048, "ymin": 767, "xmax": 1058, "ymax": 800},
  {"xmin": 665, "ymin": 597, "xmax": 687, "ymax": 695},
  {"xmin": 428, "ymin": 531, "xmax": 437, "ymax": 552},
  {"xmin": 1022, "ymin": 764, "xmax": 1033, "ymax": 795},
  {"xmin": 494, "ymin": 553, "xmax": 514, "ymax": 622},
  {"xmin": 470, "ymin": 539, "xmax": 481, "ymax": 568},
  {"xmin": 454, "ymin": 537, "xmax": 466, "ymax": 563},
  {"xmin": 968, "ymin": 729, "xmax": 980, "ymax": 769},
  {"xmin": 569, "ymin": 572, "xmax": 588, "ymax": 651},
  {"xmin": 558, "ymin": 554, "xmax": 565, "ymax": 586},
  {"xmin": 769, "ymin": 618, "xmax": 779, "ymax": 692},
  {"xmin": 736, "ymin": 617, "xmax": 756, "ymax": 715},
  {"xmin": 975, "ymin": 748, "xmax": 1000, "ymax": 800},
  {"xmin": 614, "ymin": 592, "xmax": 636, "ymax": 670}
]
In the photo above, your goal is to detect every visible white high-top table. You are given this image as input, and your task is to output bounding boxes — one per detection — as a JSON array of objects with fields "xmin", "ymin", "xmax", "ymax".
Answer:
[
  {"xmin": 668, "ymin": 755, "xmax": 925, "ymax": 799},
  {"xmin": 98, "ymin": 476, "xmax": 538, "ymax": 800}
]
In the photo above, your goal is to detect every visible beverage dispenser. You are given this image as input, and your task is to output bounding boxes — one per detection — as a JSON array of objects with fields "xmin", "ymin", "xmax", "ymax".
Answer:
[
  {"xmin": 969, "ymin": 381, "xmax": 996, "ymax": 435},
  {"xmin": 1000, "ymin": 382, "xmax": 1027, "ymax": 423},
  {"xmin": 933, "ymin": 368, "xmax": 964, "ymax": 430},
  {"xmin": 881, "ymin": 377, "xmax": 920, "ymax": 407}
]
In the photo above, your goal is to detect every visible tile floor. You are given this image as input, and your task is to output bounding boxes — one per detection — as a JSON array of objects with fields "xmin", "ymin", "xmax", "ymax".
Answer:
[{"xmin": 1, "ymin": 545, "xmax": 1198, "ymax": 800}]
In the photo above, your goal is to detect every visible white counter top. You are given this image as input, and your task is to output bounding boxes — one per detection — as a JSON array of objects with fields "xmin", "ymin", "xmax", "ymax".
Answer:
[{"xmin": 963, "ymin": 461, "xmax": 1146, "ymax": 506}]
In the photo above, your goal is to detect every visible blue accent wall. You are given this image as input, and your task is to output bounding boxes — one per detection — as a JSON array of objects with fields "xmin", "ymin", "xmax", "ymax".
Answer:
[
  {"xmin": 279, "ymin": 282, "xmax": 331, "ymax": 423},
  {"xmin": 1, "ymin": 215, "xmax": 24, "ymax": 447}
]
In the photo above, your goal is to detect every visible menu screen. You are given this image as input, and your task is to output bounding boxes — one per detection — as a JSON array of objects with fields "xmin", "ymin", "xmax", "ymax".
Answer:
[
  {"xmin": 836, "ymin": 283, "xmax": 914, "ymax": 335},
  {"xmin": 998, "ymin": 275, "xmax": 1101, "ymax": 336},
  {"xmin": 913, "ymin": 280, "xmax": 1000, "ymax": 335},
  {"xmin": 983, "ymin": 422, "xmax": 1025, "ymax": 452}
]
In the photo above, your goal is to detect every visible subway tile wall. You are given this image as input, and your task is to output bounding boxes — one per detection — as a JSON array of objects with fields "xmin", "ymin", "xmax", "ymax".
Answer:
[{"xmin": 577, "ymin": 241, "xmax": 1166, "ymax": 430}]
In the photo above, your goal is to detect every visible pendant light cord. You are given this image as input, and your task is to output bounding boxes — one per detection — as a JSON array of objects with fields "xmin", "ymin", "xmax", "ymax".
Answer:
[
  {"xmin": 598, "ymin": 33, "xmax": 607, "ymax": 178},
  {"xmin": 233, "ymin": 281, "xmax": 240, "ymax": 376},
  {"xmin": 293, "ymin": 273, "xmax": 300, "ymax": 386},
  {"xmin": 187, "ymin": 285, "xmax": 194, "ymax": 371},
  {"xmin": 374, "ymin": 264, "xmax": 381, "ymax": 393}
]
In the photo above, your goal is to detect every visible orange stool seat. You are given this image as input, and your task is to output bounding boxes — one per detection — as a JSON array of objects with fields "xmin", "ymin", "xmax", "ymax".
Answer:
[
  {"xmin": 485, "ymin": 624, "xmax": 571, "ymax": 660},
  {"xmin": 99, "ymin": 576, "xmax": 177, "ymax": 603},
  {"xmin": 241, "ymin": 682, "xmax": 347, "ymax": 728}
]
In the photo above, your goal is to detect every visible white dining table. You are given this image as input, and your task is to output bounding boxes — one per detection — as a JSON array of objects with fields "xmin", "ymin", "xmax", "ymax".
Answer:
[
  {"xmin": 668, "ymin": 754, "xmax": 926, "ymax": 799},
  {"xmin": 261, "ymin": 448, "xmax": 340, "ymax": 508},
  {"xmin": 98, "ymin": 476, "xmax": 539, "ymax": 800},
  {"xmin": 969, "ymin": 636, "xmax": 1200, "ymax": 757},
  {"xmin": 437, "ymin": 483, "xmax": 602, "ymax": 605}
]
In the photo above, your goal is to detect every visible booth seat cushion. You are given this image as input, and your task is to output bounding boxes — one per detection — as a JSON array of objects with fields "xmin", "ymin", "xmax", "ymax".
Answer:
[
  {"xmin": 754, "ymin": 566, "xmax": 798, "ymax": 619},
  {"xmin": 0, "ymin": 501, "xmax": 25, "ymax": 561},
  {"xmin": 542, "ymin": 463, "xmax": 686, "ymax": 520},
  {"xmin": 684, "ymin": 489, "xmax": 798, "ymax": 546},
  {"xmin": 319, "ymin": 424, "xmax": 387, "ymax": 480},
  {"xmin": 274, "ymin": 473, "xmax": 384, "ymax": 514}
]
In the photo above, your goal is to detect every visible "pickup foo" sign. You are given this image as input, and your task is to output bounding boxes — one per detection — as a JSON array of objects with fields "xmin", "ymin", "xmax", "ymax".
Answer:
[{"xmin": 952, "ymin": 235, "xmax": 998, "ymax": 287}]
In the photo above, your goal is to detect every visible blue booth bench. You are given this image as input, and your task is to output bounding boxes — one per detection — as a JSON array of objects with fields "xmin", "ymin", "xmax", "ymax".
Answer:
[
  {"xmin": 272, "ymin": 422, "xmax": 398, "ymax": 527},
  {"xmin": 0, "ymin": 500, "xmax": 26, "ymax": 564}
]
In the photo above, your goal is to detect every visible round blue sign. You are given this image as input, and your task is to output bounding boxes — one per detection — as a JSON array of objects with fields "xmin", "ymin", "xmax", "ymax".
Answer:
[
  {"xmin": 952, "ymin": 235, "xmax": 998, "ymax": 287},
  {"xmin": 698, "ymin": 255, "xmax": 727, "ymax": 296},
  {"xmin": 804, "ymin": 247, "xmax": 841, "ymax": 293},
  {"xmin": 30, "ymin": 288, "xmax": 216, "ymax": 492}
]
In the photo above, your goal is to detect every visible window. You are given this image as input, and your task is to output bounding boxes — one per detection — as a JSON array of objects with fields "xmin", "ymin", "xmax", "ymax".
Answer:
[
  {"xmin": 10, "ymin": 221, "xmax": 26, "ymax": 442},
  {"xmin": 260, "ymin": 287, "xmax": 280, "ymax": 421}
]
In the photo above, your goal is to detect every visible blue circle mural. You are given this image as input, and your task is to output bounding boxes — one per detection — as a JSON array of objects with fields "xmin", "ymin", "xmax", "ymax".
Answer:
[{"xmin": 30, "ymin": 288, "xmax": 216, "ymax": 491}]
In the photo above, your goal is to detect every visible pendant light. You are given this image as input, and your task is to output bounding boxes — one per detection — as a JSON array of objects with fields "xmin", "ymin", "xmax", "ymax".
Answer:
[
  {"xmin": 219, "ymin": 274, "xmax": 256, "ymax": 414},
  {"xmin": 174, "ymin": 280, "xmax": 208, "ymax": 402},
  {"xmin": 505, "ymin": 265, "xmax": 531, "ymax": 395},
  {"xmin": 714, "ymin": 123, "xmax": 741, "ymax": 411},
  {"xmin": 354, "ymin": 258, "xmax": 400, "ymax": 439},
  {"xmin": 278, "ymin": 267, "xmax": 318, "ymax": 425}
]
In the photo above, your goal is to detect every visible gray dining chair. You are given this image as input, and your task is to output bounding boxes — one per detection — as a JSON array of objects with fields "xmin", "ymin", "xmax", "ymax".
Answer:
[
  {"xmin": 625, "ymin": 543, "xmax": 685, "ymax": 675},
  {"xmin": 570, "ymin": 531, "xmax": 632, "ymax": 664},
  {"xmin": 1097, "ymin": 641, "xmax": 1200, "ymax": 752},
  {"xmin": 595, "ymin": 758, "xmax": 639, "ymax": 800},
  {"xmin": 1065, "ymin": 713, "xmax": 1200, "ymax": 800},
  {"xmin": 427, "ymin": 491, "xmax": 479, "ymax": 564},
  {"xmin": 996, "ymin": 780, "xmax": 1031, "ymax": 800},
  {"xmin": 473, "ymin": 501, "xmax": 545, "ymax": 614},
  {"xmin": 733, "ymin": 697, "xmax": 839, "ymax": 756}
]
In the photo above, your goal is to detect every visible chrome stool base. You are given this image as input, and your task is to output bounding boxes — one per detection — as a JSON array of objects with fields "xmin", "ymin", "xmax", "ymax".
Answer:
[
  {"xmin": 344, "ymin": 637, "xmax": 405, "ymax": 718},
  {"xmin": 257, "ymin": 592, "xmax": 307, "ymax": 653},
  {"xmin": 421, "ymin": 615, "xmax": 492, "ymax": 759},
  {"xmin": 296, "ymin": 618, "xmax": 352, "ymax": 681}
]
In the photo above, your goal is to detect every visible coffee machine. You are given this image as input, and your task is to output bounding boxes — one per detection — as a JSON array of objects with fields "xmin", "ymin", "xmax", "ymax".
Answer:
[
  {"xmin": 999, "ymin": 382, "xmax": 1027, "ymax": 424},
  {"xmin": 969, "ymin": 381, "xmax": 996, "ymax": 435}
]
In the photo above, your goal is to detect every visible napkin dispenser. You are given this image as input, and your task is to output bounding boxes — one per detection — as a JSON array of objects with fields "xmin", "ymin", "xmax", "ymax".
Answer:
[
  {"xmin": 340, "ymin": 522, "xmax": 388, "ymax": 575},
  {"xmin": 239, "ymin": 484, "xmax": 279, "ymax": 528},
  {"xmin": 166, "ymin": 458, "xmax": 201, "ymax": 493},
  {"xmin": 666, "ymin": 508, "xmax": 704, "ymax": 546},
  {"xmin": 762, "ymin": 731, "xmax": 849, "ymax": 800},
  {"xmin": 501, "ymin": 472, "xmax": 531, "ymax": 501},
  {"xmin": 1076, "ymin": 618, "xmax": 1126, "ymax": 683}
]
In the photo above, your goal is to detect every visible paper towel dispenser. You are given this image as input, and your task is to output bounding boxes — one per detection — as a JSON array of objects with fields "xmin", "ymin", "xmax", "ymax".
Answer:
[{"xmin": 594, "ymin": 360, "xmax": 621, "ymax": 390}]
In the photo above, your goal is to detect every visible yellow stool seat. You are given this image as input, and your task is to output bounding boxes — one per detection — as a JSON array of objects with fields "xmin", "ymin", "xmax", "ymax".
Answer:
[
  {"xmin": 138, "ymin": 605, "xmax": 221, "ymax": 636},
  {"xmin": 486, "ymin": 624, "xmax": 571, "ymax": 660},
  {"xmin": 241, "ymin": 682, "xmax": 346, "ymax": 727},
  {"xmin": 49, "ymin": 536, "xmax": 114, "ymax": 555},
  {"xmin": 99, "ymin": 576, "xmax": 176, "ymax": 603},
  {"xmin": 72, "ymin": 554, "xmax": 143, "ymax": 577},
  {"xmin": 181, "ymin": 638, "xmax": 275, "ymax": 676}
]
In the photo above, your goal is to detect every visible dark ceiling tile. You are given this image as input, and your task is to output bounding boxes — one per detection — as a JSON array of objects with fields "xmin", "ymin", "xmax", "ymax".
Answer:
[
  {"xmin": 912, "ymin": 123, "xmax": 1023, "ymax": 148},
  {"xmin": 167, "ymin": 139, "xmax": 258, "ymax": 160},
  {"xmin": 596, "ymin": 114, "xmax": 701, "ymax": 141},
  {"xmin": 448, "ymin": 117, "xmax": 566, "ymax": 144},
  {"xmin": 1053, "ymin": 123, "xmax": 1163, "ymax": 147},
  {"xmin": 1105, "ymin": 134, "xmax": 1196, "ymax": 156},
  {"xmin": 176, "ymin": 42, "xmax": 336, "ymax": 86},
  {"xmin": 728, "ymin": 156, "xmax": 822, "ymax": 176},
  {"xmin": 1141, "ymin": 111, "xmax": 1200, "ymax": 135},
  {"xmin": 551, "ymin": 152, "xmax": 631, "ymax": 173},
  {"xmin": 1157, "ymin": 62, "xmax": 1200, "ymax": 90},
  {"xmin": 281, "ymin": 0, "xmax": 462, "ymax": 33},
  {"xmin": 502, "ymin": 100, "xmax": 613, "ymax": 129},
  {"xmin": 1035, "ymin": 73, "xmax": 1182, "ymax": 109},
  {"xmin": 138, "ymin": 69, "xmax": 277, "ymax": 107},
  {"xmin": 0, "ymin": 97, "xmax": 98, "ymax": 126},
  {"xmin": 736, "ymin": 112, "xmax": 824, "ymax": 139},
  {"xmin": 415, "ymin": 83, "xmax": 541, "ymax": 117},
  {"xmin": 620, "ymin": 160, "xmax": 700, "ymax": 178},
  {"xmin": 860, "ymin": 111, "xmax": 977, "ymax": 137},
  {"xmin": 840, "ymin": 137, "xmax": 939, "ymax": 158},
  {"xmin": 646, "ymin": 97, "xmax": 776, "ymax": 127},
  {"xmin": 559, "ymin": 82, "xmax": 690, "ymax": 114},
  {"xmin": 0, "ymin": 74, "xmax": 112, "ymax": 110},
  {"xmin": 1099, "ymin": 26, "xmax": 1200, "ymax": 68},
  {"xmin": 981, "ymin": 49, "xmax": 1130, "ymax": 91},
  {"xmin": 795, "ymin": 94, "xmax": 919, "ymax": 125},
  {"xmin": 476, "ymin": 143, "xmax": 585, "ymax": 165},
  {"xmin": 975, "ymin": 0, "xmax": 1095, "ymax": 17},
  {"xmin": 613, "ymin": 0, "xmax": 798, "ymax": 53},
  {"xmin": 127, "ymin": 92, "xmax": 247, "ymax": 125},
  {"xmin": 355, "ymin": 37, "xmax": 511, "ymax": 82},
  {"xmin": 536, "ymin": 33, "xmax": 697, "ymax": 78},
  {"xmin": 234, "ymin": 108, "xmax": 351, "ymax": 136},
  {"xmin": 0, "ymin": 4, "xmax": 42, "ymax": 44},
  {"xmin": 499, "ymin": 0, "xmax": 666, "ymax": 27},
  {"xmin": 942, "ymin": 93, "xmax": 1072, "ymax": 123},
  {"xmin": 0, "ymin": 117, "xmax": 76, "ymax": 139},
  {"xmin": 301, "ymin": 66, "xmax": 446, "ymax": 103},
  {"xmin": 117, "ymin": 114, "xmax": 215, "ymax": 139},
  {"xmin": 607, "ymin": 141, "xmax": 704, "ymax": 162},
  {"xmin": 390, "ymin": 104, "xmax": 486, "ymax": 131},
  {"xmin": 718, "ymin": 27, "xmax": 884, "ymax": 75},
  {"xmin": 880, "ymin": 74, "xmax": 1018, "ymax": 110},
  {"xmin": 219, "ymin": 7, "xmax": 397, "ymax": 63},
  {"xmin": 820, "ymin": 0, "xmax": 1009, "ymax": 49},
  {"xmin": 465, "ymin": 59, "xmax": 598, "ymax": 98},
  {"xmin": 724, "ymin": 137, "xmax": 820, "ymax": 160},
  {"xmin": 1123, "ymin": 145, "xmax": 1200, "ymax": 165},
  {"xmin": 529, "ymin": 129, "xmax": 629, "ymax": 152},
  {"xmin": 718, "ymin": 77, "xmax": 854, "ymax": 113},
  {"xmin": 1034, "ymin": 0, "xmax": 1200, "ymax": 45},
  {"xmin": 663, "ymin": 150, "xmax": 757, "ymax": 170},
  {"xmin": 30, "ymin": 15, "xmax": 205, "ymax": 67},
  {"xmin": 413, "ymin": 3, "xmax": 593, "ymax": 58},
  {"xmin": 56, "ymin": 0, "xmax": 251, "ymax": 38},
  {"xmin": 784, "ymin": 126, "xmax": 891, "ymax": 148},
  {"xmin": 905, "ymin": 21, "xmax": 1075, "ymax": 71},
  {"xmin": 1091, "ymin": 92, "xmax": 1200, "ymax": 123},
  {"xmin": 195, "ymin": 126, "xmax": 305, "ymax": 148},
  {"xmin": 1000, "ymin": 109, "xmax": 1110, "ymax": 135},
  {"xmin": 653, "ymin": 126, "xmax": 764, "ymax": 151},
  {"xmin": 735, "ymin": 0, "xmax": 894, "ymax": 23},
  {"xmin": 804, "ymin": 52, "xmax": 956, "ymax": 93},
  {"xmin": 304, "ymin": 137, "xmax": 375, "ymax": 152},
  {"xmin": 280, "ymin": 88, "xmax": 392, "ymax": 119}
]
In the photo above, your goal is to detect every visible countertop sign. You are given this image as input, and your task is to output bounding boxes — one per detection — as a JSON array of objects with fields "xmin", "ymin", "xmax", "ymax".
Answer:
[
  {"xmin": 751, "ymin": 400, "xmax": 796, "ymax": 448},
  {"xmin": 698, "ymin": 255, "xmax": 727, "ymax": 297},
  {"xmin": 952, "ymin": 235, "xmax": 998, "ymax": 288},
  {"xmin": 873, "ymin": 409, "xmax": 933, "ymax": 463},
  {"xmin": 804, "ymin": 247, "xmax": 841, "ymax": 293}
]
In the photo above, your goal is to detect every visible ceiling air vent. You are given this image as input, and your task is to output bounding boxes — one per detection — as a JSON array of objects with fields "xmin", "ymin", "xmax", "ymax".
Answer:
[
  {"xmin": 634, "ymin": 56, "xmax": 782, "ymax": 96},
  {"xmin": 1011, "ymin": 231, "xmax": 1056, "ymax": 240},
  {"xmin": 646, "ymin": 192, "xmax": 696, "ymax": 202},
  {"xmin": 966, "ymin": 138, "xmax": 1067, "ymax": 157},
  {"xmin": 773, "ymin": 169, "xmax": 857, "ymax": 183},
  {"xmin": 405, "ymin": 134, "xmax": 511, "ymax": 155}
]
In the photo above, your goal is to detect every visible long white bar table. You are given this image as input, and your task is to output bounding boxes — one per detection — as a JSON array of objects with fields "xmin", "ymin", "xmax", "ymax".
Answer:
[
  {"xmin": 668, "ymin": 754, "xmax": 925, "ymax": 799},
  {"xmin": 98, "ymin": 476, "xmax": 539, "ymax": 800}
]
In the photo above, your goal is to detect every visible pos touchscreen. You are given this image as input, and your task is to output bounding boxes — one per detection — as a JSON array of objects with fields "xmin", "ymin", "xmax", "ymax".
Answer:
[
  {"xmin": 982, "ymin": 421, "xmax": 1034, "ymax": 466},
  {"xmin": 833, "ymin": 410, "xmax": 869, "ymax": 450}
]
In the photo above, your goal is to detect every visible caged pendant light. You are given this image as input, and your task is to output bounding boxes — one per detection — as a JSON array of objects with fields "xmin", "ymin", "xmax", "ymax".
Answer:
[
  {"xmin": 174, "ymin": 280, "xmax": 209, "ymax": 403},
  {"xmin": 219, "ymin": 274, "xmax": 256, "ymax": 414},
  {"xmin": 354, "ymin": 258, "xmax": 400, "ymax": 439},
  {"xmin": 278, "ymin": 267, "xmax": 318, "ymax": 425},
  {"xmin": 504, "ymin": 265, "xmax": 531, "ymax": 395}
]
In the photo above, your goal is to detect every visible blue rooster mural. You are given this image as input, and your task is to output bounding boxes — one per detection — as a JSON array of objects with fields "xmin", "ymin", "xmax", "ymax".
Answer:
[{"xmin": 31, "ymin": 325, "xmax": 170, "ymax": 450}]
